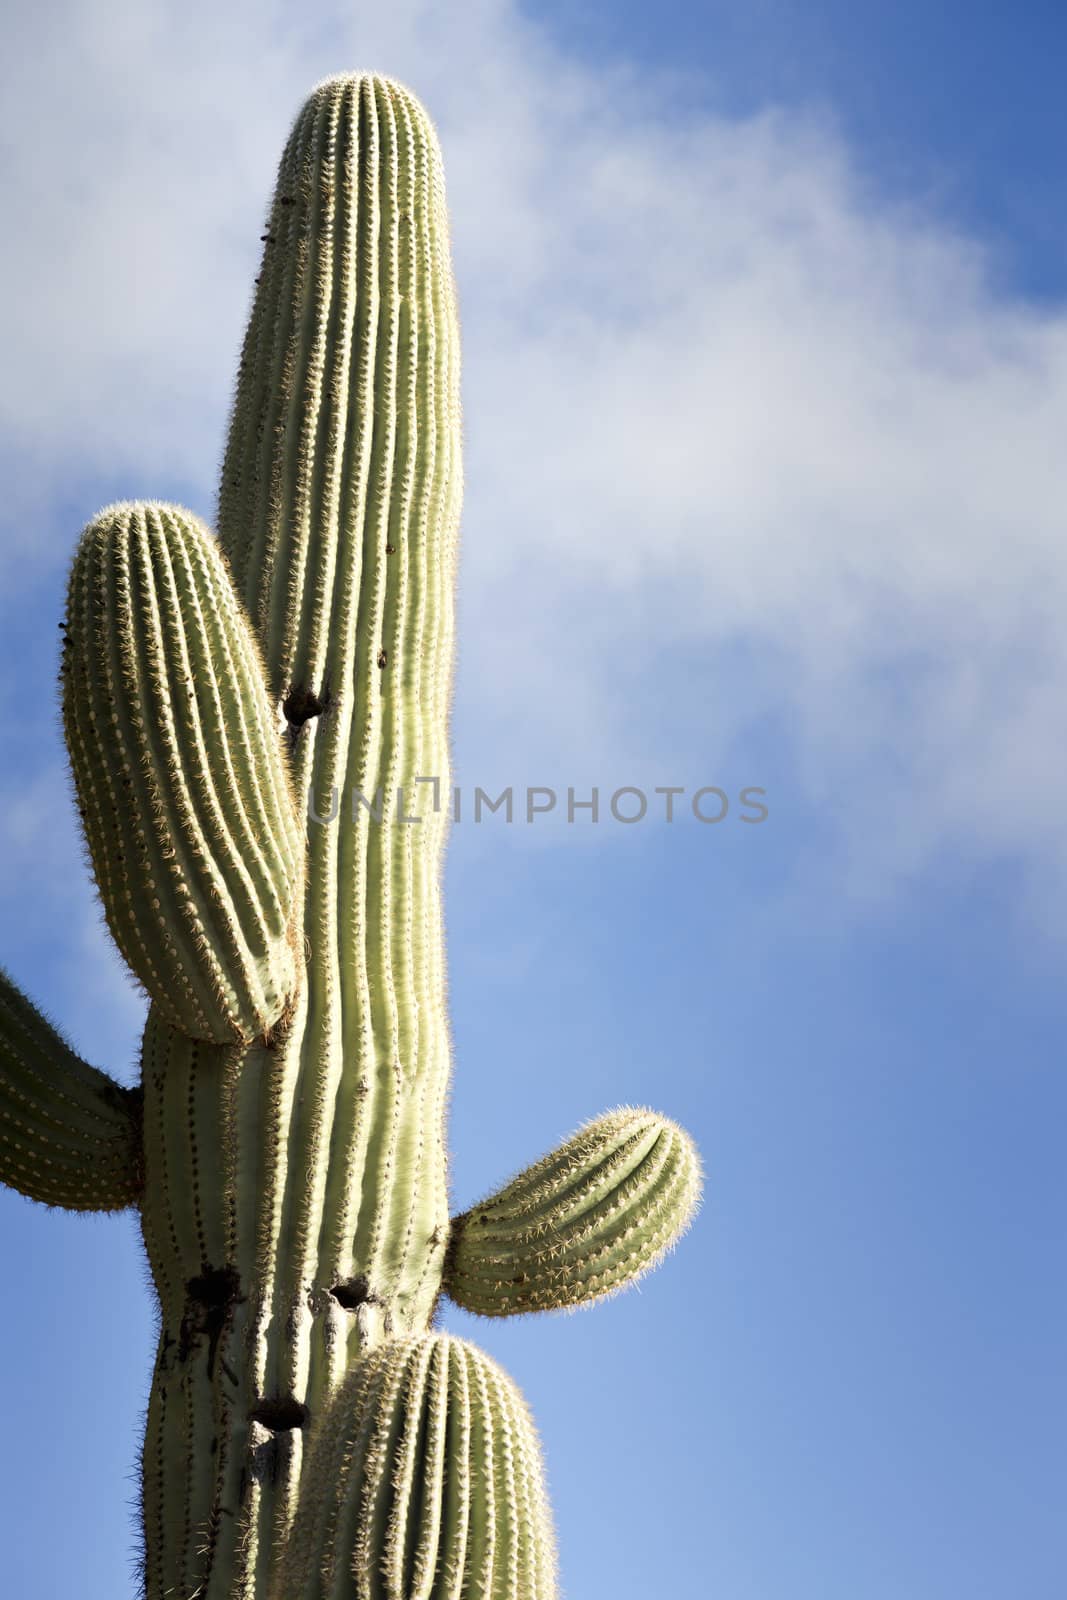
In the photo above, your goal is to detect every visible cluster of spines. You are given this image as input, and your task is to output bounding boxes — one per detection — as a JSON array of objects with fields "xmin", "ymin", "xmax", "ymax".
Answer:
[
  {"xmin": 444, "ymin": 1108, "xmax": 702, "ymax": 1315},
  {"xmin": 276, "ymin": 1334, "xmax": 556, "ymax": 1600},
  {"xmin": 0, "ymin": 969, "xmax": 141, "ymax": 1210},
  {"xmin": 61, "ymin": 502, "xmax": 304, "ymax": 1044}
]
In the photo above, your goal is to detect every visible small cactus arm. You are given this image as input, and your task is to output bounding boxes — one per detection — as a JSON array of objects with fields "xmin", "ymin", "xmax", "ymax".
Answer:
[
  {"xmin": 444, "ymin": 1107, "xmax": 701, "ymax": 1317},
  {"xmin": 0, "ymin": 73, "xmax": 702, "ymax": 1598},
  {"xmin": 0, "ymin": 970, "xmax": 142, "ymax": 1210}
]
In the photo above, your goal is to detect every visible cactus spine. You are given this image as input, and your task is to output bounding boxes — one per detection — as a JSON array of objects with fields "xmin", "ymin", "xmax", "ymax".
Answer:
[{"xmin": 1, "ymin": 73, "xmax": 701, "ymax": 1599}]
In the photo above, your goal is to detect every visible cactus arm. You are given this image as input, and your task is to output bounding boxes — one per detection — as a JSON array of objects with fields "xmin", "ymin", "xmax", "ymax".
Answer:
[
  {"xmin": 61, "ymin": 502, "xmax": 304, "ymax": 1045},
  {"xmin": 274, "ymin": 1334, "xmax": 556, "ymax": 1600},
  {"xmin": 442, "ymin": 1108, "xmax": 703, "ymax": 1316},
  {"xmin": 0, "ymin": 966, "xmax": 142, "ymax": 1211}
]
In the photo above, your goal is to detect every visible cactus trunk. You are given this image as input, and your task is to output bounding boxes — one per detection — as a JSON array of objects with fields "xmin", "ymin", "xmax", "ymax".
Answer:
[{"xmin": 140, "ymin": 75, "xmax": 460, "ymax": 1598}]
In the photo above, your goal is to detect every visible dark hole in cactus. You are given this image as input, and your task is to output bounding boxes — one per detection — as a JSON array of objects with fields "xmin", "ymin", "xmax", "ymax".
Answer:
[
  {"xmin": 186, "ymin": 1265, "xmax": 241, "ymax": 1308},
  {"xmin": 248, "ymin": 1397, "xmax": 309, "ymax": 1432},
  {"xmin": 282, "ymin": 683, "xmax": 332, "ymax": 737},
  {"xmin": 180, "ymin": 1265, "xmax": 242, "ymax": 1375},
  {"xmin": 330, "ymin": 1275, "xmax": 381, "ymax": 1310}
]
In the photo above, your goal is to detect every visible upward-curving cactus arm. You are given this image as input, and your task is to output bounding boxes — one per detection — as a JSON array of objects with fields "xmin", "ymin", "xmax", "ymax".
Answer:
[
  {"xmin": 0, "ymin": 968, "xmax": 142, "ymax": 1211},
  {"xmin": 61, "ymin": 502, "xmax": 305, "ymax": 1046}
]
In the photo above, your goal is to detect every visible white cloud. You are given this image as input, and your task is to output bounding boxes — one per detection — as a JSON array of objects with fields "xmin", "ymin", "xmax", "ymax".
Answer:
[{"xmin": 2, "ymin": 0, "xmax": 1067, "ymax": 932}]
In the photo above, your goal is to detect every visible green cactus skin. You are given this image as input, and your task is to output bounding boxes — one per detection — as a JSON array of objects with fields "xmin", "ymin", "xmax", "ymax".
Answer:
[
  {"xmin": 62, "ymin": 502, "xmax": 304, "ymax": 1045},
  {"xmin": 0, "ymin": 71, "xmax": 702, "ymax": 1600},
  {"xmin": 0, "ymin": 969, "xmax": 142, "ymax": 1210},
  {"xmin": 276, "ymin": 1334, "xmax": 556, "ymax": 1600},
  {"xmin": 444, "ymin": 1108, "xmax": 702, "ymax": 1316}
]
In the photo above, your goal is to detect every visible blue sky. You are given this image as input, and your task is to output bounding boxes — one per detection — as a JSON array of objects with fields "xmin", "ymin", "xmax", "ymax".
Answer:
[
  {"xmin": 529, "ymin": 0, "xmax": 1067, "ymax": 299},
  {"xmin": 1, "ymin": 2, "xmax": 1065, "ymax": 1596}
]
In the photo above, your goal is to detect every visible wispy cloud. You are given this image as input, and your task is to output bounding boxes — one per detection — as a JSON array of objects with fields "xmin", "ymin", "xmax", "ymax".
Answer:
[{"xmin": 3, "ymin": 0, "xmax": 1066, "ymax": 939}]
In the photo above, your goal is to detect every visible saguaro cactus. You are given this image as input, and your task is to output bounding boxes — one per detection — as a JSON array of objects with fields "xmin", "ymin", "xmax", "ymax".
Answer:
[{"xmin": 1, "ymin": 73, "xmax": 702, "ymax": 1598}]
